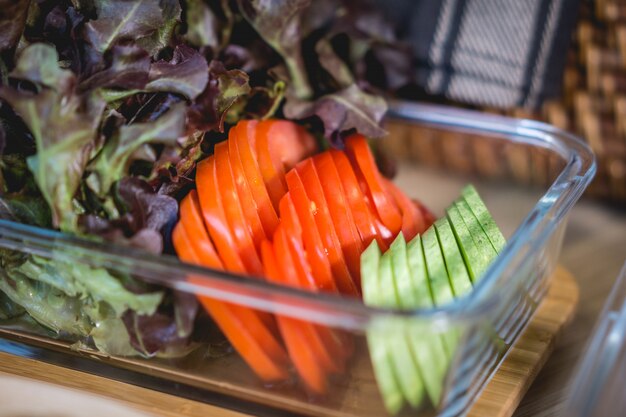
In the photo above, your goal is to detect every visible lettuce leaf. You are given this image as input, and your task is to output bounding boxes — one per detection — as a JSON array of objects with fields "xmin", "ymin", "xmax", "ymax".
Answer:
[
  {"xmin": 0, "ymin": 44, "xmax": 106, "ymax": 231},
  {"xmin": 87, "ymin": 103, "xmax": 186, "ymax": 195},
  {"xmin": 0, "ymin": 255, "xmax": 164, "ymax": 356},
  {"xmin": 0, "ymin": 0, "xmax": 30, "ymax": 52},
  {"xmin": 84, "ymin": 0, "xmax": 181, "ymax": 55}
]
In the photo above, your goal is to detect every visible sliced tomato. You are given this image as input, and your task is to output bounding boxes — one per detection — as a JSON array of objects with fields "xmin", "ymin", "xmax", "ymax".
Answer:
[
  {"xmin": 255, "ymin": 121, "xmax": 288, "ymax": 210},
  {"xmin": 179, "ymin": 191, "xmax": 223, "ymax": 268},
  {"xmin": 284, "ymin": 170, "xmax": 338, "ymax": 293},
  {"xmin": 296, "ymin": 159, "xmax": 359, "ymax": 296},
  {"xmin": 415, "ymin": 199, "xmax": 436, "ymax": 229},
  {"xmin": 226, "ymin": 129, "xmax": 268, "ymax": 254},
  {"xmin": 264, "ymin": 120, "xmax": 317, "ymax": 173},
  {"xmin": 383, "ymin": 178, "xmax": 427, "ymax": 240},
  {"xmin": 196, "ymin": 157, "xmax": 247, "ymax": 274},
  {"xmin": 229, "ymin": 121, "xmax": 279, "ymax": 237},
  {"xmin": 274, "ymin": 226, "xmax": 345, "ymax": 374},
  {"xmin": 277, "ymin": 194, "xmax": 318, "ymax": 290},
  {"xmin": 261, "ymin": 240, "xmax": 327, "ymax": 395},
  {"xmin": 178, "ymin": 188, "xmax": 278, "ymax": 337},
  {"xmin": 344, "ymin": 134, "xmax": 402, "ymax": 236},
  {"xmin": 313, "ymin": 152, "xmax": 363, "ymax": 286},
  {"xmin": 278, "ymin": 194, "xmax": 354, "ymax": 362},
  {"xmin": 214, "ymin": 141, "xmax": 264, "ymax": 276},
  {"xmin": 172, "ymin": 224, "xmax": 290, "ymax": 383},
  {"xmin": 329, "ymin": 150, "xmax": 388, "ymax": 251}
]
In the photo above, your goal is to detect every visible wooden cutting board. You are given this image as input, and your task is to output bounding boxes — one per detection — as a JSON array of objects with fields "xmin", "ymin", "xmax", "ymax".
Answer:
[{"xmin": 0, "ymin": 266, "xmax": 578, "ymax": 417}]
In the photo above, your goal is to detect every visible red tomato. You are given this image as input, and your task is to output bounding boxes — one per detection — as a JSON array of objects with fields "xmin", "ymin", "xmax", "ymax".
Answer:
[
  {"xmin": 196, "ymin": 157, "xmax": 247, "ymax": 274},
  {"xmin": 284, "ymin": 170, "xmax": 339, "ymax": 293},
  {"xmin": 295, "ymin": 159, "xmax": 359, "ymax": 296},
  {"xmin": 172, "ymin": 224, "xmax": 290, "ymax": 383},
  {"xmin": 329, "ymin": 150, "xmax": 389, "ymax": 251},
  {"xmin": 313, "ymin": 152, "xmax": 364, "ymax": 286},
  {"xmin": 214, "ymin": 141, "xmax": 263, "ymax": 276},
  {"xmin": 230, "ymin": 121, "xmax": 279, "ymax": 237},
  {"xmin": 261, "ymin": 240, "xmax": 328, "ymax": 395},
  {"xmin": 344, "ymin": 134, "xmax": 402, "ymax": 236}
]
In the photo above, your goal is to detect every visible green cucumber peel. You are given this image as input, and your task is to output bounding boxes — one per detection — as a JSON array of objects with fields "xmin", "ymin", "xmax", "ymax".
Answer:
[
  {"xmin": 461, "ymin": 185, "xmax": 506, "ymax": 253},
  {"xmin": 434, "ymin": 218, "xmax": 472, "ymax": 297}
]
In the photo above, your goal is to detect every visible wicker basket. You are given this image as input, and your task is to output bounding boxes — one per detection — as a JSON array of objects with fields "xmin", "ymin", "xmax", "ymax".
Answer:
[{"xmin": 388, "ymin": 0, "xmax": 626, "ymax": 203}]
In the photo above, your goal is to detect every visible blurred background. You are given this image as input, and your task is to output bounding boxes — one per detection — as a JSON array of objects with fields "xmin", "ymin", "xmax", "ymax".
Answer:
[{"xmin": 376, "ymin": 0, "xmax": 626, "ymax": 204}]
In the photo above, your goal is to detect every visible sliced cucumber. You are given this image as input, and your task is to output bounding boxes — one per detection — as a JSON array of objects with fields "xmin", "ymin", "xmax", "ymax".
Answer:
[
  {"xmin": 384, "ymin": 237, "xmax": 425, "ymax": 408},
  {"xmin": 405, "ymin": 235, "xmax": 450, "ymax": 406},
  {"xmin": 362, "ymin": 242, "xmax": 404, "ymax": 415},
  {"xmin": 462, "ymin": 185, "xmax": 506, "ymax": 253},
  {"xmin": 446, "ymin": 205, "xmax": 485, "ymax": 282},
  {"xmin": 435, "ymin": 218, "xmax": 472, "ymax": 296}
]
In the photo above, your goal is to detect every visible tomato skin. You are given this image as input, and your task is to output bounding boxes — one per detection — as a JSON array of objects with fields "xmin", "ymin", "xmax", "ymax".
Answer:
[{"xmin": 344, "ymin": 134, "xmax": 403, "ymax": 237}]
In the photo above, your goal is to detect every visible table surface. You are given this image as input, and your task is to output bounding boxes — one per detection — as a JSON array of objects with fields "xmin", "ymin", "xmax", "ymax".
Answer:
[{"xmin": 0, "ymin": 164, "xmax": 624, "ymax": 416}]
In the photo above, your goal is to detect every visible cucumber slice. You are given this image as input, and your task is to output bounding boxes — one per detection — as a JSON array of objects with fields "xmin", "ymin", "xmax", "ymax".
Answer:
[
  {"xmin": 391, "ymin": 233, "xmax": 420, "ymax": 308},
  {"xmin": 446, "ymin": 205, "xmax": 486, "ymax": 282},
  {"xmin": 361, "ymin": 241, "xmax": 381, "ymax": 306},
  {"xmin": 421, "ymin": 228, "xmax": 455, "ymax": 304},
  {"xmin": 462, "ymin": 185, "xmax": 506, "ymax": 253},
  {"xmin": 362, "ymin": 242, "xmax": 404, "ymax": 414},
  {"xmin": 407, "ymin": 236, "xmax": 433, "ymax": 309},
  {"xmin": 405, "ymin": 235, "xmax": 450, "ymax": 406},
  {"xmin": 454, "ymin": 199, "xmax": 498, "ymax": 275},
  {"xmin": 421, "ymin": 227, "xmax": 457, "ymax": 359},
  {"xmin": 434, "ymin": 218, "xmax": 472, "ymax": 297},
  {"xmin": 383, "ymin": 238, "xmax": 425, "ymax": 408}
]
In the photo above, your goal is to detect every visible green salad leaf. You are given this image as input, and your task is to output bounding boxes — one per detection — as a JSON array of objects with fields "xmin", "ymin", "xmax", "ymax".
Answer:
[{"xmin": 0, "ymin": 0, "xmax": 411, "ymax": 357}]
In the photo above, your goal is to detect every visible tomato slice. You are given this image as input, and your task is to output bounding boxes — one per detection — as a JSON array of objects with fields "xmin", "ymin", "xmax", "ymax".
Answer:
[
  {"xmin": 255, "ymin": 121, "xmax": 288, "ymax": 211},
  {"xmin": 255, "ymin": 120, "xmax": 318, "ymax": 211},
  {"xmin": 344, "ymin": 134, "xmax": 402, "ymax": 236},
  {"xmin": 329, "ymin": 150, "xmax": 388, "ymax": 251},
  {"xmin": 274, "ymin": 226, "xmax": 345, "ymax": 374},
  {"xmin": 383, "ymin": 178, "xmax": 426, "ymax": 240},
  {"xmin": 229, "ymin": 121, "xmax": 279, "ymax": 238},
  {"xmin": 179, "ymin": 191, "xmax": 223, "ymax": 268},
  {"xmin": 214, "ymin": 141, "xmax": 264, "ymax": 276},
  {"xmin": 284, "ymin": 170, "xmax": 338, "ymax": 293},
  {"xmin": 178, "ymin": 186, "xmax": 278, "ymax": 335},
  {"xmin": 196, "ymin": 157, "xmax": 247, "ymax": 274},
  {"xmin": 172, "ymin": 224, "xmax": 290, "ymax": 383},
  {"xmin": 296, "ymin": 159, "xmax": 359, "ymax": 296},
  {"xmin": 278, "ymin": 194, "xmax": 354, "ymax": 362},
  {"xmin": 277, "ymin": 194, "xmax": 319, "ymax": 290},
  {"xmin": 415, "ymin": 199, "xmax": 436, "ymax": 229},
  {"xmin": 227, "ymin": 129, "xmax": 268, "ymax": 253},
  {"xmin": 261, "ymin": 240, "xmax": 328, "ymax": 395},
  {"xmin": 313, "ymin": 152, "xmax": 363, "ymax": 286}
]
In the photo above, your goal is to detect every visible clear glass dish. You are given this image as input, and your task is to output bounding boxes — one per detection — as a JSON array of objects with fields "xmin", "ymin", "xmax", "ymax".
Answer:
[
  {"xmin": 0, "ymin": 102, "xmax": 596, "ymax": 417},
  {"xmin": 563, "ymin": 261, "xmax": 626, "ymax": 417}
]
